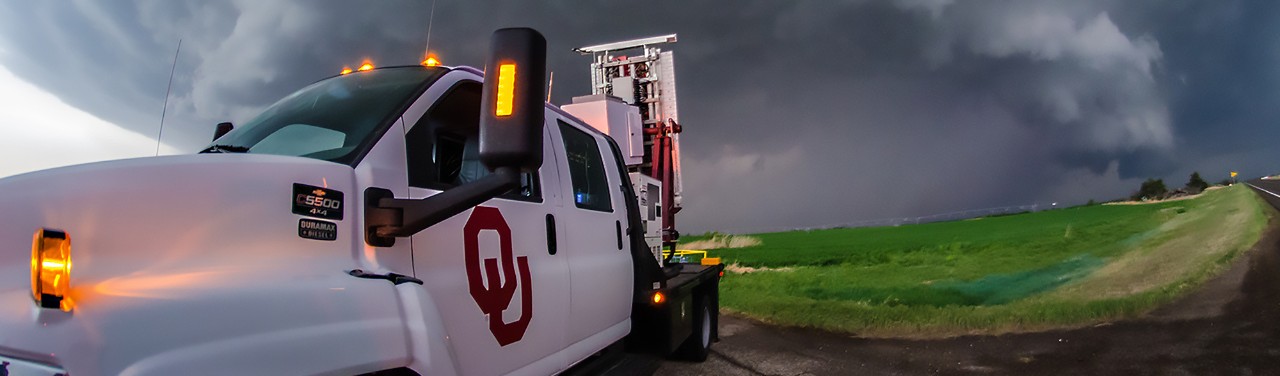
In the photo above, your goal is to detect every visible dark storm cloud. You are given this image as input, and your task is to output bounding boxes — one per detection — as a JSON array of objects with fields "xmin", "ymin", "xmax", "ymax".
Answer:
[
  {"xmin": 0, "ymin": 1, "xmax": 1277, "ymax": 233},
  {"xmin": 1110, "ymin": 1, "xmax": 1280, "ymax": 173}
]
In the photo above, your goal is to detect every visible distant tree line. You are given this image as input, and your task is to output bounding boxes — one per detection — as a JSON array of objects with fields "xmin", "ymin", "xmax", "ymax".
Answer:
[
  {"xmin": 1187, "ymin": 172, "xmax": 1210, "ymax": 192},
  {"xmin": 1128, "ymin": 171, "xmax": 1213, "ymax": 201}
]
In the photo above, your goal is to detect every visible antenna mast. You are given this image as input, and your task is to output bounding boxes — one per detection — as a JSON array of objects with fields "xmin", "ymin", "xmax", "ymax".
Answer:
[
  {"xmin": 156, "ymin": 39, "xmax": 181, "ymax": 156},
  {"xmin": 574, "ymin": 34, "xmax": 682, "ymax": 204},
  {"xmin": 546, "ymin": 71, "xmax": 554, "ymax": 102},
  {"xmin": 424, "ymin": 0, "xmax": 437, "ymax": 59}
]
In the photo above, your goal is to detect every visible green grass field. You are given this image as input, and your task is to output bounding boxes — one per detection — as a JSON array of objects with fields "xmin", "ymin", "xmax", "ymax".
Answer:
[{"xmin": 685, "ymin": 185, "xmax": 1272, "ymax": 337}]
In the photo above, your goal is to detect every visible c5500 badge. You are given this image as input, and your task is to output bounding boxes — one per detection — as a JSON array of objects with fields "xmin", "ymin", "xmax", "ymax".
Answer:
[{"xmin": 293, "ymin": 183, "xmax": 343, "ymax": 220}]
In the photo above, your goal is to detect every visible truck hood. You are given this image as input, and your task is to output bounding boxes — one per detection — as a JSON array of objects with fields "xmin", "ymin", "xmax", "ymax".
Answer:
[{"xmin": 0, "ymin": 153, "xmax": 361, "ymax": 293}]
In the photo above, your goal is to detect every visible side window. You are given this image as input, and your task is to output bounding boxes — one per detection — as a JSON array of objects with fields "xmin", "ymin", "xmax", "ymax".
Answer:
[
  {"xmin": 405, "ymin": 81, "xmax": 539, "ymax": 200},
  {"xmin": 559, "ymin": 120, "xmax": 612, "ymax": 212}
]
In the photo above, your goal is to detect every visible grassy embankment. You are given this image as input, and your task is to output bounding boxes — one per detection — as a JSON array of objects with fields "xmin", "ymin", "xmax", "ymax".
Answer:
[{"xmin": 684, "ymin": 185, "xmax": 1272, "ymax": 338}]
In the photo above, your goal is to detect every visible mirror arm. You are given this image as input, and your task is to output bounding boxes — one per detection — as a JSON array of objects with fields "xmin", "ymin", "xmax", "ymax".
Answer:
[{"xmin": 365, "ymin": 167, "xmax": 521, "ymax": 246}]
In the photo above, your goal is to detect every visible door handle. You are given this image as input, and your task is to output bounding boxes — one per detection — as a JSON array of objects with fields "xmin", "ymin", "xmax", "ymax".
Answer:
[
  {"xmin": 546, "ymin": 214, "xmax": 557, "ymax": 255},
  {"xmin": 616, "ymin": 220, "xmax": 624, "ymax": 250},
  {"xmin": 348, "ymin": 269, "xmax": 423, "ymax": 285}
]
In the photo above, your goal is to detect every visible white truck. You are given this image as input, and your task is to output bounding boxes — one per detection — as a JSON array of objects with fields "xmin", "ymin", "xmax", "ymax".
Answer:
[{"xmin": 0, "ymin": 28, "xmax": 722, "ymax": 376}]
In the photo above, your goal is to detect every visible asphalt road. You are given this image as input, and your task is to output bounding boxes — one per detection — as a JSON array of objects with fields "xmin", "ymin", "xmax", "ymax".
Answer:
[{"xmin": 650, "ymin": 181, "xmax": 1280, "ymax": 375}]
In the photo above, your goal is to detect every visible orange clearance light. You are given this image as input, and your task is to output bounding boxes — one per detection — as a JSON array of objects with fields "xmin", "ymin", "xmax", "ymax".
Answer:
[
  {"xmin": 339, "ymin": 67, "xmax": 353, "ymax": 75},
  {"xmin": 495, "ymin": 63, "xmax": 516, "ymax": 116},
  {"xmin": 31, "ymin": 229, "xmax": 72, "ymax": 311},
  {"xmin": 357, "ymin": 62, "xmax": 375, "ymax": 72},
  {"xmin": 422, "ymin": 56, "xmax": 441, "ymax": 67},
  {"xmin": 652, "ymin": 291, "xmax": 666, "ymax": 305}
]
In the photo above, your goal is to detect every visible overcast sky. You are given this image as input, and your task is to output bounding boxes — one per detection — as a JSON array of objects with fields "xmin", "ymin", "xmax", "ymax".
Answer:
[{"xmin": 1, "ymin": 1, "xmax": 1277, "ymax": 233}]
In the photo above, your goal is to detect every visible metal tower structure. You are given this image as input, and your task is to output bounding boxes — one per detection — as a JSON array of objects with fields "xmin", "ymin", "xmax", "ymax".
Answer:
[{"xmin": 574, "ymin": 34, "xmax": 683, "ymax": 209}]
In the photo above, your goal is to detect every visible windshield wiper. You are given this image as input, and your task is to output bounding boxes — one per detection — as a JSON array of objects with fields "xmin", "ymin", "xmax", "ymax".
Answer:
[{"xmin": 200, "ymin": 144, "xmax": 250, "ymax": 154}]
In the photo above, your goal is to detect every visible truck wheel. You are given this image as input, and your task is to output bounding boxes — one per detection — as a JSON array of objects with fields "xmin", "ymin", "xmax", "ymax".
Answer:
[{"xmin": 675, "ymin": 299, "xmax": 712, "ymax": 361}]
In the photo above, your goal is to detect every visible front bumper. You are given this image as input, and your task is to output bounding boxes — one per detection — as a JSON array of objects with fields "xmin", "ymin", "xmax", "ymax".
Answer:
[{"xmin": 0, "ymin": 353, "xmax": 67, "ymax": 376}]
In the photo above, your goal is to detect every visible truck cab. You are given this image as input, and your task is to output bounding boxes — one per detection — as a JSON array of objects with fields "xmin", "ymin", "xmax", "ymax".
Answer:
[{"xmin": 0, "ymin": 29, "xmax": 720, "ymax": 375}]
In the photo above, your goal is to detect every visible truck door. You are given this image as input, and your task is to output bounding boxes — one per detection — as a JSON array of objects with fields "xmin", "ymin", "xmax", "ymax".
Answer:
[
  {"xmin": 403, "ymin": 77, "xmax": 572, "ymax": 375},
  {"xmin": 552, "ymin": 119, "xmax": 635, "ymax": 354}
]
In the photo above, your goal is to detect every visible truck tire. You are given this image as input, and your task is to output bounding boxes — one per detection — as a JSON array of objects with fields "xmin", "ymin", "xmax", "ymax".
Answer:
[{"xmin": 675, "ymin": 298, "xmax": 712, "ymax": 361}]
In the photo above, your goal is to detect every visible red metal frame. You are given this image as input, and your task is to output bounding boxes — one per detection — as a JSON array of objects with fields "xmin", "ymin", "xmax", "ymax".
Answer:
[{"xmin": 644, "ymin": 119, "xmax": 683, "ymax": 251}]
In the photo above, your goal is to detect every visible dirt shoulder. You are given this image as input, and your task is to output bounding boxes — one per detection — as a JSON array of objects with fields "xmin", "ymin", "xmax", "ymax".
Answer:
[{"xmin": 1103, "ymin": 185, "xmax": 1226, "ymax": 206}]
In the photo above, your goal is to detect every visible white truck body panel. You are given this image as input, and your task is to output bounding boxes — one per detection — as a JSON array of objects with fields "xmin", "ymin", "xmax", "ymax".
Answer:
[
  {"xmin": 402, "ymin": 71, "xmax": 575, "ymax": 375},
  {"xmin": 407, "ymin": 134, "xmax": 571, "ymax": 376},
  {"xmin": 561, "ymin": 95, "xmax": 645, "ymax": 166},
  {"xmin": 549, "ymin": 113, "xmax": 634, "ymax": 352}
]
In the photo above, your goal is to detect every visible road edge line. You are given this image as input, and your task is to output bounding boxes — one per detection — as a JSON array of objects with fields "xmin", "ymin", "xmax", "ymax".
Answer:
[{"xmin": 1246, "ymin": 183, "xmax": 1280, "ymax": 200}]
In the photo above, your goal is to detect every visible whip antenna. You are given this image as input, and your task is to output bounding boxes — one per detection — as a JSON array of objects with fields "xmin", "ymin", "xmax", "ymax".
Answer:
[
  {"xmin": 424, "ymin": 0, "xmax": 437, "ymax": 60},
  {"xmin": 156, "ymin": 39, "xmax": 181, "ymax": 156},
  {"xmin": 547, "ymin": 71, "xmax": 554, "ymax": 102}
]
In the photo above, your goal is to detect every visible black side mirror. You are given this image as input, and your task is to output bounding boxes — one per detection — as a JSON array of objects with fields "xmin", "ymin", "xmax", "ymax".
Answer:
[
  {"xmin": 480, "ymin": 27, "xmax": 547, "ymax": 173},
  {"xmin": 213, "ymin": 122, "xmax": 234, "ymax": 141},
  {"xmin": 364, "ymin": 28, "xmax": 548, "ymax": 247}
]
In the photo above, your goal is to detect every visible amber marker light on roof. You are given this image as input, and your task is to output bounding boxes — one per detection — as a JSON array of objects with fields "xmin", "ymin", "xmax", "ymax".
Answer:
[
  {"xmin": 357, "ymin": 62, "xmax": 375, "ymax": 72},
  {"xmin": 495, "ymin": 63, "xmax": 517, "ymax": 116},
  {"xmin": 422, "ymin": 56, "xmax": 441, "ymax": 67},
  {"xmin": 340, "ymin": 67, "xmax": 353, "ymax": 75}
]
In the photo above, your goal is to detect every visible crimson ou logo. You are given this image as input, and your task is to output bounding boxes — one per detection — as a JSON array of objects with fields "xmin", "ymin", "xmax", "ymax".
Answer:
[{"xmin": 464, "ymin": 206, "xmax": 532, "ymax": 346}]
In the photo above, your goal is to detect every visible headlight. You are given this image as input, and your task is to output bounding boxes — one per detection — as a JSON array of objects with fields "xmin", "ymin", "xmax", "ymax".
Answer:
[{"xmin": 31, "ymin": 228, "xmax": 72, "ymax": 311}]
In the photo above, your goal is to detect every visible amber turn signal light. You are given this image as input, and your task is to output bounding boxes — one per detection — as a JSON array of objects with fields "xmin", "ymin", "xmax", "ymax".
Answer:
[
  {"xmin": 32, "ymin": 228, "xmax": 72, "ymax": 311},
  {"xmin": 495, "ymin": 63, "xmax": 517, "ymax": 116}
]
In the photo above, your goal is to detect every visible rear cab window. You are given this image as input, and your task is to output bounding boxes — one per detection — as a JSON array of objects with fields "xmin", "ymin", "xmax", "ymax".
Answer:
[{"xmin": 559, "ymin": 120, "xmax": 612, "ymax": 212}]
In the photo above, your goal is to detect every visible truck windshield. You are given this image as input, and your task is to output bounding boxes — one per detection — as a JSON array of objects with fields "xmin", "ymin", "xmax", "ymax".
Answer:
[{"xmin": 205, "ymin": 66, "xmax": 446, "ymax": 165}]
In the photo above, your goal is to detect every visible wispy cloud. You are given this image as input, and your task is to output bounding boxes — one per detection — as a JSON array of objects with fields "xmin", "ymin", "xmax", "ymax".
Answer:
[{"xmin": 0, "ymin": 64, "xmax": 170, "ymax": 178}]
